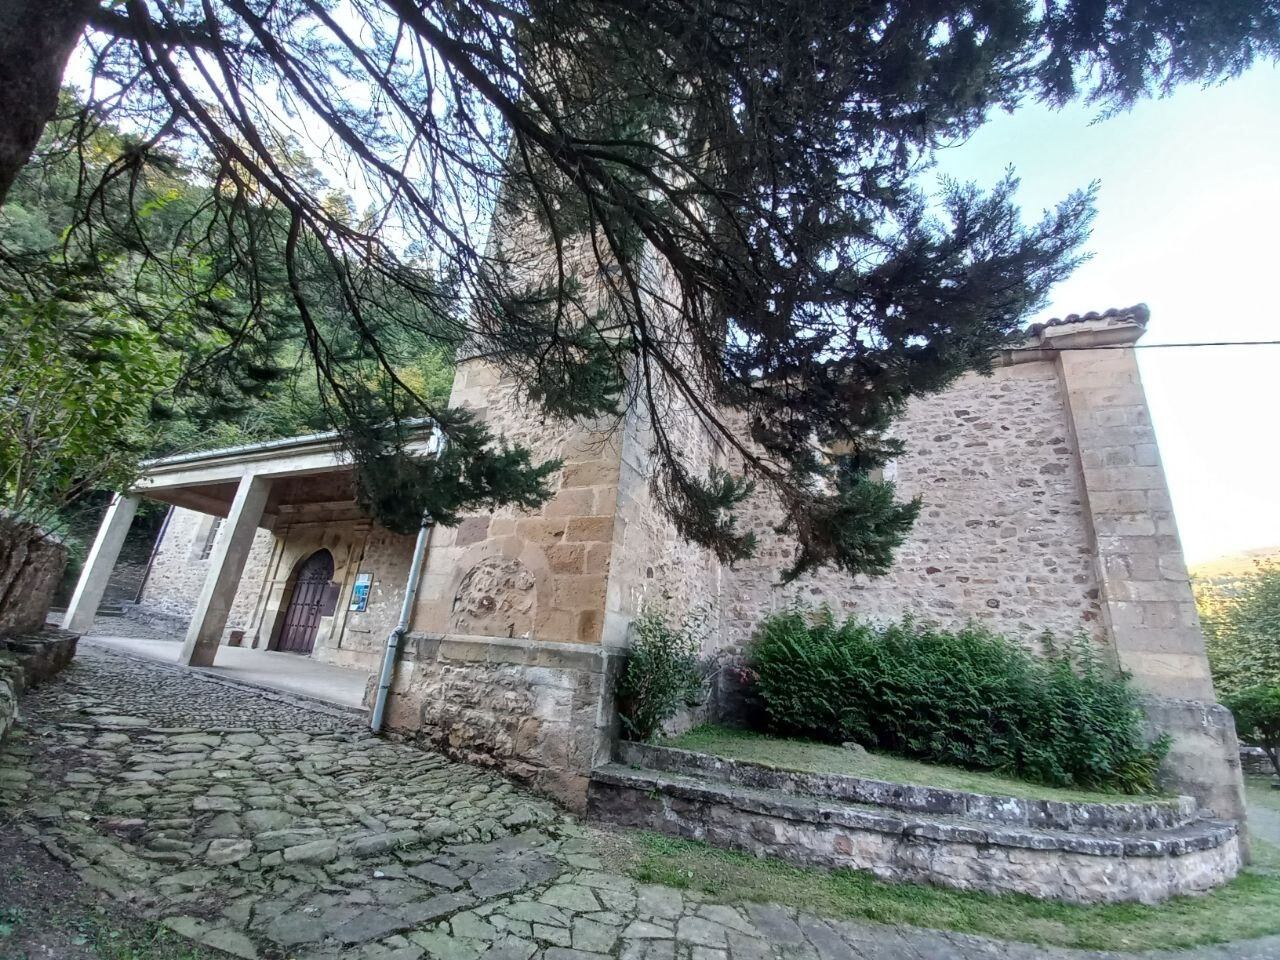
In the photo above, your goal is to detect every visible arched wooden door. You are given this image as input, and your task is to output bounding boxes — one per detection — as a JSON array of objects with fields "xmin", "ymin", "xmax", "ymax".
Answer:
[{"xmin": 275, "ymin": 549, "xmax": 334, "ymax": 655}]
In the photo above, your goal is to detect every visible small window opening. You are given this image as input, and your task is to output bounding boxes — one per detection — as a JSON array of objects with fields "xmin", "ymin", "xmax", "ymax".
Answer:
[{"xmin": 198, "ymin": 517, "xmax": 223, "ymax": 560}]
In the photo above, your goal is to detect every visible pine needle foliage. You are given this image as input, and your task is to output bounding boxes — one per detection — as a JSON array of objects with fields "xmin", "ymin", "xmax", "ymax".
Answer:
[
  {"xmin": 748, "ymin": 608, "xmax": 1168, "ymax": 793},
  {"xmin": 2, "ymin": 1, "xmax": 1277, "ymax": 570}
]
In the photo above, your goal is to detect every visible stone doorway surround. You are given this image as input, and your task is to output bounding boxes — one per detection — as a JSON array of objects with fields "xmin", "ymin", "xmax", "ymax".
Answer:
[{"xmin": 273, "ymin": 548, "xmax": 336, "ymax": 655}]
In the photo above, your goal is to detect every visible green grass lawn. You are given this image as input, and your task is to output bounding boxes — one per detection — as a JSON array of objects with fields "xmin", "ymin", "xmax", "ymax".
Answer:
[
  {"xmin": 1246, "ymin": 774, "xmax": 1280, "ymax": 814},
  {"xmin": 660, "ymin": 724, "xmax": 1163, "ymax": 804},
  {"xmin": 607, "ymin": 830, "xmax": 1280, "ymax": 953},
  {"xmin": 1244, "ymin": 773, "xmax": 1280, "ymax": 875}
]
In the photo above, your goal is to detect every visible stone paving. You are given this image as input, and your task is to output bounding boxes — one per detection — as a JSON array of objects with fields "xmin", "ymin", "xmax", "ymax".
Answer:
[{"xmin": 3, "ymin": 646, "xmax": 1279, "ymax": 960}]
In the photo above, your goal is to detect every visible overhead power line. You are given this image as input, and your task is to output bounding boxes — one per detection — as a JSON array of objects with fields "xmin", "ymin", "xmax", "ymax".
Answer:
[{"xmin": 1050, "ymin": 340, "xmax": 1280, "ymax": 351}]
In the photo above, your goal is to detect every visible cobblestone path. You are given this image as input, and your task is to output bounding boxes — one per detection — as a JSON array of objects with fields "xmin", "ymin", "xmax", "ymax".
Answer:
[{"xmin": 3, "ymin": 646, "xmax": 1278, "ymax": 960}]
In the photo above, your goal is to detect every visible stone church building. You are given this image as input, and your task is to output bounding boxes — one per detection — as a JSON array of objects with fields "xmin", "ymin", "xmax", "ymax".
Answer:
[{"xmin": 63, "ymin": 305, "xmax": 1245, "ymax": 825}]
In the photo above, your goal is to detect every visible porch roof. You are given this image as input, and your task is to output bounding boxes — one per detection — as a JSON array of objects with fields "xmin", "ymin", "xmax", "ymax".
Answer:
[{"xmin": 134, "ymin": 421, "xmax": 438, "ymax": 518}]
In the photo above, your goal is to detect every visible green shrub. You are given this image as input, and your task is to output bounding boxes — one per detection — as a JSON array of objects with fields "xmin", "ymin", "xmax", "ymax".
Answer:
[
  {"xmin": 1197, "ymin": 562, "xmax": 1280, "ymax": 698},
  {"xmin": 616, "ymin": 607, "xmax": 706, "ymax": 742},
  {"xmin": 747, "ymin": 608, "xmax": 1167, "ymax": 793},
  {"xmin": 1226, "ymin": 685, "xmax": 1280, "ymax": 778}
]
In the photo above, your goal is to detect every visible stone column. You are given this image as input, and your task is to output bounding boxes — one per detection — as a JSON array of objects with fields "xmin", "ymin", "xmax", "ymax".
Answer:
[
  {"xmin": 1048, "ymin": 314, "xmax": 1246, "ymax": 826},
  {"xmin": 62, "ymin": 493, "xmax": 139, "ymax": 634},
  {"xmin": 180, "ymin": 473, "xmax": 271, "ymax": 667}
]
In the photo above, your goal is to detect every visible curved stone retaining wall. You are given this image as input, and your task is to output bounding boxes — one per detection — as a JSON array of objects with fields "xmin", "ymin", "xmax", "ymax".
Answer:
[
  {"xmin": 590, "ymin": 747, "xmax": 1242, "ymax": 904},
  {"xmin": 618, "ymin": 742, "xmax": 1198, "ymax": 832}
]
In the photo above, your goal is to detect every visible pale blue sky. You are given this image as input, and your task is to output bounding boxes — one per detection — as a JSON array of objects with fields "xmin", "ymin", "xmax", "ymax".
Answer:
[{"xmin": 936, "ymin": 64, "xmax": 1280, "ymax": 564}]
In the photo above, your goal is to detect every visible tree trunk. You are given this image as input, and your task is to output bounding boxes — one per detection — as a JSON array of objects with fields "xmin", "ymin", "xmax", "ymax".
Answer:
[{"xmin": 0, "ymin": 0, "xmax": 95, "ymax": 206}]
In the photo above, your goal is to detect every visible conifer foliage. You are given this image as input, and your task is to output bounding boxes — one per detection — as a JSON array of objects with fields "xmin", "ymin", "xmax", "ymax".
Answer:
[{"xmin": 1, "ymin": 0, "xmax": 1277, "ymax": 572}]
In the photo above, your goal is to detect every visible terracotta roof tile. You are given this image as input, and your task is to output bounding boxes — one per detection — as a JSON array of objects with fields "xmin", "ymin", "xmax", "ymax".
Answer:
[{"xmin": 1027, "ymin": 303, "xmax": 1150, "ymax": 336}]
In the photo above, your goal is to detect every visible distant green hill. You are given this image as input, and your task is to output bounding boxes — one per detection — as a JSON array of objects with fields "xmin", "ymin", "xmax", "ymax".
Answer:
[{"xmin": 1191, "ymin": 547, "xmax": 1280, "ymax": 597}]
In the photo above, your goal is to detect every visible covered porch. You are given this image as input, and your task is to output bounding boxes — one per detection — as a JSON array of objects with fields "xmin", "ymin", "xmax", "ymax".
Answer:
[
  {"xmin": 60, "ymin": 428, "xmax": 438, "ymax": 707},
  {"xmin": 83, "ymin": 632, "xmax": 369, "ymax": 711}
]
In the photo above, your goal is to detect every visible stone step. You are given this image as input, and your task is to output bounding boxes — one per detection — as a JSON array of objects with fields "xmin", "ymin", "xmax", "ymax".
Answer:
[
  {"xmin": 617, "ymin": 741, "xmax": 1199, "ymax": 833},
  {"xmin": 587, "ymin": 763, "xmax": 1241, "ymax": 904},
  {"xmin": 46, "ymin": 604, "xmax": 124, "ymax": 620}
]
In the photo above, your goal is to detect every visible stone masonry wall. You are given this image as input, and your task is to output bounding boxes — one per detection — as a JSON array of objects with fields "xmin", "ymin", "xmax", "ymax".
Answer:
[
  {"xmin": 135, "ymin": 506, "xmax": 274, "ymax": 639},
  {"xmin": 316, "ymin": 522, "xmax": 418, "ymax": 670},
  {"xmin": 720, "ymin": 358, "xmax": 1106, "ymax": 654},
  {"xmin": 0, "ymin": 517, "xmax": 67, "ymax": 636},
  {"xmin": 136, "ymin": 506, "xmax": 422, "ymax": 670},
  {"xmin": 1046, "ymin": 325, "xmax": 1244, "ymax": 826},
  {"xmin": 602, "ymin": 384, "xmax": 727, "ymax": 650},
  {"xmin": 225, "ymin": 528, "xmax": 278, "ymax": 638},
  {"xmin": 135, "ymin": 507, "xmax": 216, "ymax": 622},
  {"xmin": 386, "ymin": 632, "xmax": 622, "ymax": 810},
  {"xmin": 408, "ymin": 359, "xmax": 624, "ymax": 647},
  {"xmin": 126, "ymin": 311, "xmax": 1240, "ymax": 831},
  {"xmin": 252, "ymin": 514, "xmax": 416, "ymax": 671},
  {"xmin": 1056, "ymin": 343, "xmax": 1212, "ymax": 699}
]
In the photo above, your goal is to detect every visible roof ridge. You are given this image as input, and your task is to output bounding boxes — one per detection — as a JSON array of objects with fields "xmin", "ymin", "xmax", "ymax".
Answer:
[{"xmin": 1029, "ymin": 303, "xmax": 1150, "ymax": 334}]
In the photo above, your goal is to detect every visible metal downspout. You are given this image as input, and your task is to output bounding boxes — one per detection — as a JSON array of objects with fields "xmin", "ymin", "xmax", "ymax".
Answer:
[{"xmin": 370, "ymin": 514, "xmax": 433, "ymax": 733}]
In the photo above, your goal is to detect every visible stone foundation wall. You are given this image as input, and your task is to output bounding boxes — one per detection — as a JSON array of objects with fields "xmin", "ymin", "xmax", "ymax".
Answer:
[
  {"xmin": 0, "ymin": 517, "xmax": 68, "ymax": 635},
  {"xmin": 0, "ymin": 628, "xmax": 79, "ymax": 743},
  {"xmin": 384, "ymin": 632, "xmax": 623, "ymax": 810}
]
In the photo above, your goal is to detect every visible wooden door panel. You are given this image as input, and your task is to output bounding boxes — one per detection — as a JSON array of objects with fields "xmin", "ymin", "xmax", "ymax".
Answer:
[{"xmin": 275, "ymin": 549, "xmax": 334, "ymax": 655}]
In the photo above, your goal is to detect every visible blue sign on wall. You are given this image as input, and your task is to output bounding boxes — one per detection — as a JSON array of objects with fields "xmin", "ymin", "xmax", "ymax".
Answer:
[{"xmin": 349, "ymin": 572, "xmax": 373, "ymax": 612}]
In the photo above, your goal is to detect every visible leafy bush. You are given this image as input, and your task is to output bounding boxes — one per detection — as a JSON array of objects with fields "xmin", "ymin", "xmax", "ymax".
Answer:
[
  {"xmin": 1197, "ymin": 562, "xmax": 1280, "ymax": 698},
  {"xmin": 747, "ymin": 608, "xmax": 1167, "ymax": 793},
  {"xmin": 1226, "ymin": 685, "xmax": 1280, "ymax": 778},
  {"xmin": 616, "ymin": 607, "xmax": 706, "ymax": 742}
]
